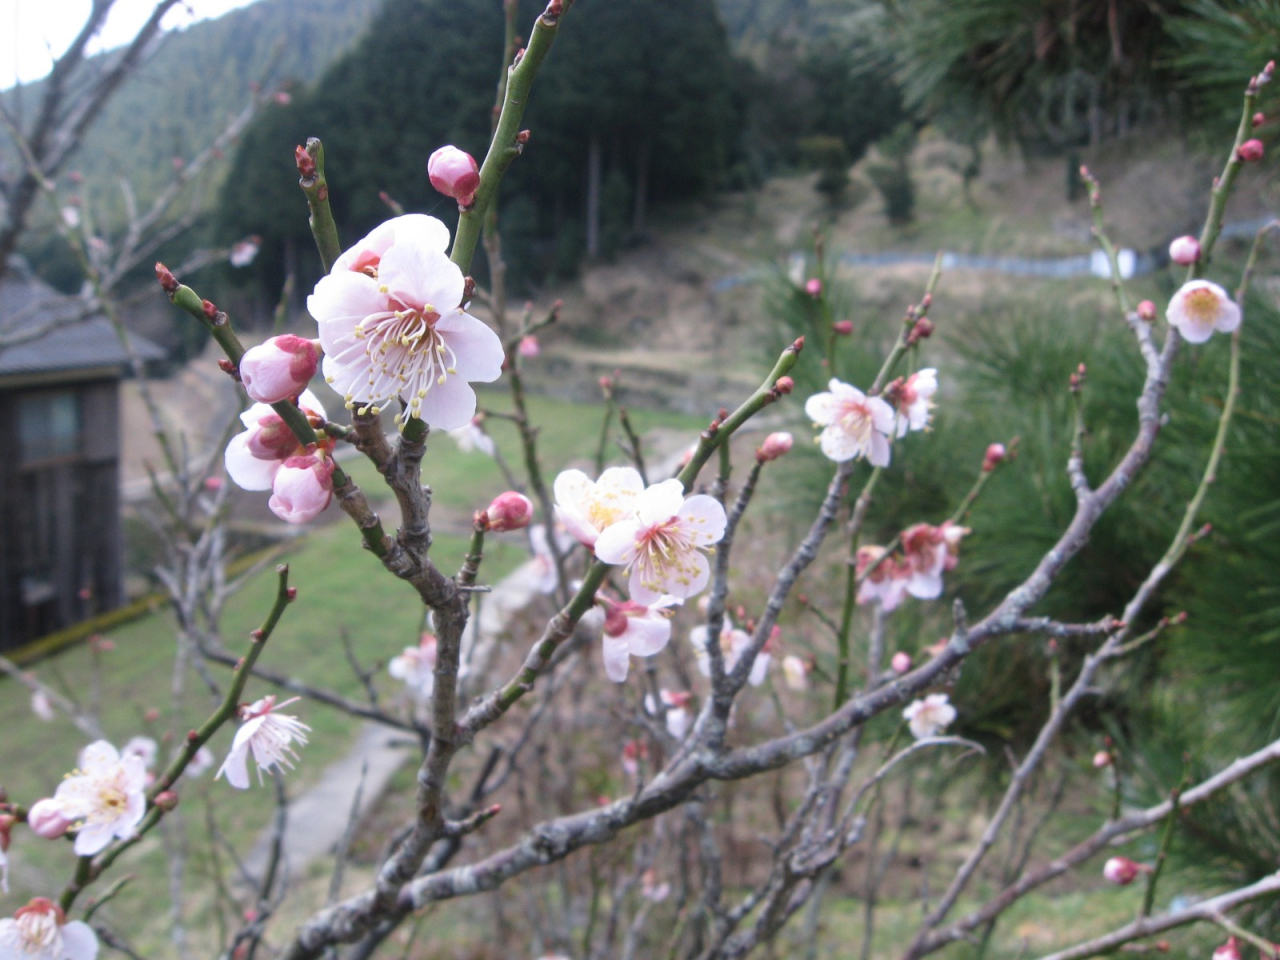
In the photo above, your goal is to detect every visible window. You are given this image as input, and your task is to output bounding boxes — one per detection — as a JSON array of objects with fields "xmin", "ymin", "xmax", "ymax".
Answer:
[{"xmin": 19, "ymin": 390, "xmax": 80, "ymax": 464}]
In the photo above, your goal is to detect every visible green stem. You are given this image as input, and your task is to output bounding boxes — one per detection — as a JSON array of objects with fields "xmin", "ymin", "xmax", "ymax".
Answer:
[
  {"xmin": 1140, "ymin": 784, "xmax": 1182, "ymax": 918},
  {"xmin": 298, "ymin": 138, "xmax": 342, "ymax": 272}
]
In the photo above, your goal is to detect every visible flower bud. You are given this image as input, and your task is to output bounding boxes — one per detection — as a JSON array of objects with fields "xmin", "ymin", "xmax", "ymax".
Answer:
[
  {"xmin": 1168, "ymin": 235, "xmax": 1201, "ymax": 266},
  {"xmin": 982, "ymin": 443, "xmax": 1006, "ymax": 472},
  {"xmin": 907, "ymin": 316, "xmax": 935, "ymax": 345},
  {"xmin": 26, "ymin": 798, "xmax": 72, "ymax": 839},
  {"xmin": 1237, "ymin": 138, "xmax": 1264, "ymax": 163},
  {"xmin": 774, "ymin": 375, "xmax": 794, "ymax": 395},
  {"xmin": 1102, "ymin": 856, "xmax": 1145, "ymax": 885},
  {"xmin": 832, "ymin": 320, "xmax": 854, "ymax": 336},
  {"xmin": 485, "ymin": 491, "xmax": 533, "ymax": 532},
  {"xmin": 268, "ymin": 454, "xmax": 335, "ymax": 524},
  {"xmin": 518, "ymin": 335, "xmax": 540, "ymax": 358},
  {"xmin": 1253, "ymin": 112, "xmax": 1266, "ymax": 129},
  {"xmin": 428, "ymin": 145, "xmax": 481, "ymax": 206},
  {"xmin": 1092, "ymin": 750, "xmax": 1112, "ymax": 768},
  {"xmin": 239, "ymin": 336, "xmax": 321, "ymax": 404},
  {"xmin": 1137, "ymin": 299, "xmax": 1157, "ymax": 322},
  {"xmin": 756, "ymin": 432, "xmax": 793, "ymax": 463},
  {"xmin": 154, "ymin": 791, "xmax": 180, "ymax": 811},
  {"xmin": 891, "ymin": 651, "xmax": 912, "ymax": 673},
  {"xmin": 246, "ymin": 413, "xmax": 301, "ymax": 461},
  {"xmin": 805, "ymin": 277, "xmax": 823, "ymax": 298}
]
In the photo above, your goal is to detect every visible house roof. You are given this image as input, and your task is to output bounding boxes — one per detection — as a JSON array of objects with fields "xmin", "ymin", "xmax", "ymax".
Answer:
[{"xmin": 0, "ymin": 257, "xmax": 165, "ymax": 380}]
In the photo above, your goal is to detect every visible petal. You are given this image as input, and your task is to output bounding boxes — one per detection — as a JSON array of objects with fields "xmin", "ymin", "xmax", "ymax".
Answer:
[
  {"xmin": 602, "ymin": 635, "xmax": 631, "ymax": 683},
  {"xmin": 74, "ymin": 821, "xmax": 115, "ymax": 856},
  {"xmin": 225, "ymin": 432, "xmax": 278, "ymax": 491},
  {"xmin": 594, "ymin": 520, "xmax": 641, "ymax": 565},
  {"xmin": 217, "ymin": 743, "xmax": 251, "ymax": 789},
  {"xmin": 868, "ymin": 432, "xmax": 891, "ymax": 468},
  {"xmin": 626, "ymin": 615, "xmax": 673, "ymax": 657},
  {"xmin": 1215, "ymin": 298, "xmax": 1242, "ymax": 333},
  {"xmin": 239, "ymin": 400, "xmax": 276, "ymax": 429},
  {"xmin": 907, "ymin": 570, "xmax": 943, "ymax": 600},
  {"xmin": 378, "ymin": 243, "xmax": 464, "ymax": 315},
  {"xmin": 869, "ymin": 396, "xmax": 896, "ymax": 435},
  {"xmin": 804, "ymin": 391, "xmax": 839, "ymax": 424},
  {"xmin": 818, "ymin": 425, "xmax": 860, "ymax": 462},
  {"xmin": 636, "ymin": 479, "xmax": 685, "ymax": 526},
  {"xmin": 79, "ymin": 741, "xmax": 120, "ymax": 773},
  {"xmin": 677, "ymin": 495, "xmax": 727, "ymax": 546},
  {"xmin": 309, "ymin": 271, "xmax": 384, "ymax": 332},
  {"xmin": 61, "ymin": 922, "xmax": 100, "ymax": 960},
  {"xmin": 748, "ymin": 652, "xmax": 771, "ymax": 686},
  {"xmin": 436, "ymin": 310, "xmax": 505, "ymax": 381},
  {"xmin": 414, "ymin": 373, "xmax": 478, "ymax": 431},
  {"xmin": 597, "ymin": 466, "xmax": 645, "ymax": 497}
]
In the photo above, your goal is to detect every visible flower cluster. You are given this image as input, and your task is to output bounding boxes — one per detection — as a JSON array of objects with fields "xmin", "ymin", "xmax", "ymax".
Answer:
[
  {"xmin": 225, "ymin": 389, "xmax": 335, "ymax": 524},
  {"xmin": 856, "ymin": 522, "xmax": 968, "ymax": 610}
]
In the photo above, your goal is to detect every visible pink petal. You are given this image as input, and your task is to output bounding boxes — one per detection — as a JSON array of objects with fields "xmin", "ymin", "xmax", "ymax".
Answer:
[
  {"xmin": 626, "ymin": 615, "xmax": 672, "ymax": 657},
  {"xmin": 414, "ymin": 371, "xmax": 479, "ymax": 431},
  {"xmin": 435, "ymin": 310, "xmax": 505, "ymax": 381},
  {"xmin": 378, "ymin": 242, "xmax": 464, "ymax": 316}
]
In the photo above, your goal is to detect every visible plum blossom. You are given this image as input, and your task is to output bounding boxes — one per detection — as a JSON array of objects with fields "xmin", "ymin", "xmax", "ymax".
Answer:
[
  {"xmin": 268, "ymin": 453, "xmax": 335, "ymax": 524},
  {"xmin": 805, "ymin": 379, "xmax": 895, "ymax": 465},
  {"xmin": 229, "ymin": 236, "xmax": 261, "ymax": 267},
  {"xmin": 529, "ymin": 523, "xmax": 574, "ymax": 594},
  {"xmin": 484, "ymin": 491, "xmax": 533, "ymax": 532},
  {"xmin": 690, "ymin": 617, "xmax": 770, "ymax": 686},
  {"xmin": 855, "ymin": 546, "xmax": 910, "ymax": 611},
  {"xmin": 893, "ymin": 368, "xmax": 938, "ymax": 437},
  {"xmin": 216, "ymin": 696, "xmax": 310, "ymax": 789},
  {"xmin": 900, "ymin": 522, "xmax": 968, "ymax": 600},
  {"xmin": 594, "ymin": 479, "xmax": 726, "ymax": 604},
  {"xmin": 1168, "ymin": 235, "xmax": 1201, "ymax": 266},
  {"xmin": 782, "ymin": 654, "xmax": 809, "ymax": 690},
  {"xmin": 1103, "ymin": 856, "xmax": 1148, "ymax": 885},
  {"xmin": 903, "ymin": 693, "xmax": 956, "ymax": 740},
  {"xmin": 599, "ymin": 597, "xmax": 677, "ymax": 683},
  {"xmin": 553, "ymin": 466, "xmax": 644, "ymax": 548},
  {"xmin": 185, "ymin": 745, "xmax": 216, "ymax": 778},
  {"xmin": 30, "ymin": 689, "xmax": 54, "ymax": 722},
  {"xmin": 224, "ymin": 389, "xmax": 328, "ymax": 493},
  {"xmin": 52, "ymin": 740, "xmax": 148, "ymax": 855},
  {"xmin": 310, "ymin": 214, "xmax": 503, "ymax": 430},
  {"xmin": 448, "ymin": 416, "xmax": 496, "ymax": 456},
  {"xmin": 518, "ymin": 335, "xmax": 540, "ymax": 358},
  {"xmin": 122, "ymin": 736, "xmax": 158, "ymax": 770},
  {"xmin": 239, "ymin": 335, "xmax": 321, "ymax": 404},
  {"xmin": 890, "ymin": 651, "xmax": 912, "ymax": 674},
  {"xmin": 621, "ymin": 739, "xmax": 648, "ymax": 778},
  {"xmin": 389, "ymin": 633, "xmax": 439, "ymax": 699},
  {"xmin": 1166, "ymin": 280, "xmax": 1241, "ymax": 344},
  {"xmin": 25, "ymin": 799, "xmax": 71, "ymax": 840},
  {"xmin": 1214, "ymin": 938, "xmax": 1243, "ymax": 960},
  {"xmin": 756, "ymin": 431, "xmax": 793, "ymax": 463},
  {"xmin": 645, "ymin": 689, "xmax": 693, "ymax": 739},
  {"xmin": 0, "ymin": 898, "xmax": 98, "ymax": 960},
  {"xmin": 427, "ymin": 145, "xmax": 480, "ymax": 206}
]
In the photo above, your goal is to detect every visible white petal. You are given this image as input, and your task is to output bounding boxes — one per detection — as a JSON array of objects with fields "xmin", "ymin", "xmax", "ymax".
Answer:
[
  {"xmin": 626, "ymin": 615, "xmax": 673, "ymax": 657},
  {"xmin": 594, "ymin": 520, "xmax": 641, "ymax": 565},
  {"xmin": 378, "ymin": 243, "xmax": 464, "ymax": 317},
  {"xmin": 414, "ymin": 373, "xmax": 478, "ymax": 432},
  {"xmin": 636, "ymin": 479, "xmax": 685, "ymax": 526},
  {"xmin": 678, "ymin": 495, "xmax": 727, "ymax": 546},
  {"xmin": 804, "ymin": 391, "xmax": 839, "ymax": 424},
  {"xmin": 225, "ymin": 433, "xmax": 278, "ymax": 491},
  {"xmin": 216, "ymin": 742, "xmax": 251, "ymax": 790},
  {"xmin": 61, "ymin": 922, "xmax": 100, "ymax": 960},
  {"xmin": 602, "ymin": 635, "xmax": 631, "ymax": 682},
  {"xmin": 436, "ymin": 310, "xmax": 505, "ymax": 381}
]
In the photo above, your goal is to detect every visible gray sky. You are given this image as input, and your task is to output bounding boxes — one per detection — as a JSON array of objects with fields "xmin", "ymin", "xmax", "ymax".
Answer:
[{"xmin": 1, "ymin": 0, "xmax": 260, "ymax": 88}]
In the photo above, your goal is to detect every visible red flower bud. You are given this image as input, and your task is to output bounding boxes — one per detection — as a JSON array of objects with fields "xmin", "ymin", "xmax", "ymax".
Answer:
[
  {"xmin": 774, "ymin": 376, "xmax": 794, "ymax": 394},
  {"xmin": 756, "ymin": 432, "xmax": 794, "ymax": 463},
  {"xmin": 1253, "ymin": 112, "xmax": 1266, "ymax": 129},
  {"xmin": 832, "ymin": 320, "xmax": 854, "ymax": 335},
  {"xmin": 155, "ymin": 262, "xmax": 179, "ymax": 294},
  {"xmin": 982, "ymin": 443, "xmax": 1006, "ymax": 472},
  {"xmin": 428, "ymin": 145, "xmax": 481, "ymax": 206},
  {"xmin": 1137, "ymin": 299, "xmax": 1157, "ymax": 322},
  {"xmin": 485, "ymin": 491, "xmax": 533, "ymax": 532},
  {"xmin": 1237, "ymin": 138, "xmax": 1265, "ymax": 162},
  {"xmin": 295, "ymin": 145, "xmax": 316, "ymax": 180}
]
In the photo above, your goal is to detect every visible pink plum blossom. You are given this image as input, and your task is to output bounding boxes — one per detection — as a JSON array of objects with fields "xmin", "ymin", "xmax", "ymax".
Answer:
[
  {"xmin": 893, "ymin": 368, "xmax": 938, "ymax": 437},
  {"xmin": 690, "ymin": 617, "xmax": 770, "ymax": 686},
  {"xmin": 268, "ymin": 453, "xmax": 335, "ymax": 524},
  {"xmin": 645, "ymin": 689, "xmax": 693, "ymax": 739},
  {"xmin": 26, "ymin": 799, "xmax": 72, "ymax": 839},
  {"xmin": 0, "ymin": 898, "xmax": 98, "ymax": 960},
  {"xmin": 427, "ymin": 145, "xmax": 481, "ymax": 206},
  {"xmin": 310, "ymin": 214, "xmax": 504, "ymax": 431},
  {"xmin": 805, "ymin": 277, "xmax": 823, "ymax": 297},
  {"xmin": 1103, "ymin": 856, "xmax": 1147, "ymax": 885},
  {"xmin": 982, "ymin": 443, "xmax": 1007, "ymax": 472},
  {"xmin": 1237, "ymin": 138, "xmax": 1264, "ymax": 162},
  {"xmin": 518, "ymin": 335, "xmax": 540, "ymax": 358},
  {"xmin": 890, "ymin": 651, "xmax": 912, "ymax": 674},
  {"xmin": 903, "ymin": 693, "xmax": 956, "ymax": 739},
  {"xmin": 122, "ymin": 736, "xmax": 158, "ymax": 770},
  {"xmin": 485, "ymin": 491, "xmax": 533, "ymax": 532},
  {"xmin": 599, "ymin": 598, "xmax": 677, "ymax": 683},
  {"xmin": 855, "ymin": 546, "xmax": 910, "ymax": 611},
  {"xmin": 1137, "ymin": 300, "xmax": 1157, "ymax": 322},
  {"xmin": 553, "ymin": 466, "xmax": 644, "ymax": 548},
  {"xmin": 805, "ymin": 379, "xmax": 895, "ymax": 465},
  {"xmin": 389, "ymin": 633, "xmax": 439, "ymax": 700},
  {"xmin": 1168, "ymin": 235, "xmax": 1201, "ymax": 266},
  {"xmin": 594, "ymin": 479, "xmax": 727, "ymax": 604},
  {"xmin": 52, "ymin": 740, "xmax": 148, "ymax": 855},
  {"xmin": 1166, "ymin": 280, "xmax": 1241, "ymax": 344},
  {"xmin": 1093, "ymin": 750, "xmax": 1113, "ymax": 769},
  {"xmin": 216, "ymin": 696, "xmax": 311, "ymax": 790},
  {"xmin": 224, "ymin": 389, "xmax": 327, "ymax": 492},
  {"xmin": 1214, "ymin": 937, "xmax": 1243, "ymax": 960},
  {"xmin": 621, "ymin": 739, "xmax": 648, "ymax": 778},
  {"xmin": 238, "ymin": 335, "xmax": 321, "ymax": 404},
  {"xmin": 900, "ymin": 522, "xmax": 968, "ymax": 600},
  {"xmin": 756, "ymin": 431, "xmax": 793, "ymax": 463}
]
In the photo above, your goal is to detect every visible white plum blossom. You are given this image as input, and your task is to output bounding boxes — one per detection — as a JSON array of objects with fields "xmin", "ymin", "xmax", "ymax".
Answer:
[
  {"xmin": 216, "ymin": 696, "xmax": 310, "ymax": 789},
  {"xmin": 30, "ymin": 689, "xmax": 54, "ymax": 722},
  {"xmin": 894, "ymin": 368, "xmax": 938, "ymax": 437},
  {"xmin": 594, "ymin": 479, "xmax": 726, "ymax": 604},
  {"xmin": 805, "ymin": 379, "xmax": 895, "ymax": 465},
  {"xmin": 855, "ymin": 546, "xmax": 910, "ymax": 611},
  {"xmin": 0, "ymin": 898, "xmax": 98, "ymax": 960},
  {"xmin": 185, "ymin": 745, "xmax": 216, "ymax": 778},
  {"xmin": 900, "ymin": 522, "xmax": 968, "ymax": 600},
  {"xmin": 1166, "ymin": 279, "xmax": 1241, "ymax": 344},
  {"xmin": 644, "ymin": 689, "xmax": 693, "ymax": 739},
  {"xmin": 447, "ymin": 417, "xmax": 496, "ymax": 456},
  {"xmin": 903, "ymin": 693, "xmax": 956, "ymax": 740},
  {"xmin": 553, "ymin": 466, "xmax": 645, "ymax": 548},
  {"xmin": 122, "ymin": 737, "xmax": 158, "ymax": 769},
  {"xmin": 782, "ymin": 655, "xmax": 809, "ymax": 691},
  {"xmin": 389, "ymin": 633, "xmax": 439, "ymax": 699},
  {"xmin": 309, "ymin": 214, "xmax": 504, "ymax": 430},
  {"xmin": 691, "ymin": 617, "xmax": 770, "ymax": 686},
  {"xmin": 52, "ymin": 741, "xmax": 148, "ymax": 856},
  {"xmin": 599, "ymin": 598, "xmax": 677, "ymax": 683}
]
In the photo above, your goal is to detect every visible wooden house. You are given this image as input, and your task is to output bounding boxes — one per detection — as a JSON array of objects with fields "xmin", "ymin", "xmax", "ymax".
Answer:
[{"xmin": 0, "ymin": 257, "xmax": 164, "ymax": 652}]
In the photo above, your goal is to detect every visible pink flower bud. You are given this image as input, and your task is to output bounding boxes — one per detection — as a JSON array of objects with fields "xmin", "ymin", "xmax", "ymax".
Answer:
[
  {"xmin": 774, "ymin": 376, "xmax": 794, "ymax": 395},
  {"xmin": 26, "ymin": 798, "xmax": 72, "ymax": 839},
  {"xmin": 246, "ymin": 413, "xmax": 301, "ymax": 461},
  {"xmin": 1237, "ymin": 138, "xmax": 1264, "ymax": 163},
  {"xmin": 518, "ymin": 335, "xmax": 540, "ymax": 358},
  {"xmin": 891, "ymin": 651, "xmax": 912, "ymax": 674},
  {"xmin": 428, "ymin": 145, "xmax": 481, "ymax": 206},
  {"xmin": 805, "ymin": 277, "xmax": 823, "ymax": 297},
  {"xmin": 1253, "ymin": 112, "xmax": 1266, "ymax": 129},
  {"xmin": 485, "ymin": 491, "xmax": 533, "ymax": 532},
  {"xmin": 1102, "ymin": 856, "xmax": 1145, "ymax": 885},
  {"xmin": 982, "ymin": 443, "xmax": 1006, "ymax": 472},
  {"xmin": 756, "ymin": 431, "xmax": 793, "ymax": 463},
  {"xmin": 154, "ymin": 791, "xmax": 180, "ymax": 811},
  {"xmin": 1168, "ymin": 235, "xmax": 1201, "ymax": 266},
  {"xmin": 1137, "ymin": 299, "xmax": 1157, "ymax": 322},
  {"xmin": 832, "ymin": 320, "xmax": 854, "ymax": 336},
  {"xmin": 268, "ymin": 454, "xmax": 335, "ymax": 524},
  {"xmin": 1092, "ymin": 750, "xmax": 1112, "ymax": 768},
  {"xmin": 239, "ymin": 336, "xmax": 321, "ymax": 404},
  {"xmin": 1214, "ymin": 937, "xmax": 1243, "ymax": 960}
]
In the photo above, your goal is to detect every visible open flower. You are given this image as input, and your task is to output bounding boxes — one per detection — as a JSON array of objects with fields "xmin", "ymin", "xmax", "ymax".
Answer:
[
  {"xmin": 855, "ymin": 546, "xmax": 910, "ymax": 611},
  {"xmin": 448, "ymin": 416, "xmax": 496, "ymax": 456},
  {"xmin": 0, "ymin": 898, "xmax": 98, "ymax": 960},
  {"xmin": 216, "ymin": 696, "xmax": 310, "ymax": 789},
  {"xmin": 310, "ymin": 214, "xmax": 504, "ymax": 430},
  {"xmin": 554, "ymin": 466, "xmax": 644, "ymax": 548},
  {"xmin": 645, "ymin": 689, "xmax": 693, "ymax": 739},
  {"xmin": 594, "ymin": 479, "xmax": 726, "ymax": 603},
  {"xmin": 690, "ymin": 617, "xmax": 770, "ymax": 686},
  {"xmin": 805, "ymin": 379, "xmax": 895, "ymax": 465},
  {"xmin": 52, "ymin": 740, "xmax": 148, "ymax": 856},
  {"xmin": 903, "ymin": 693, "xmax": 956, "ymax": 740},
  {"xmin": 389, "ymin": 633, "xmax": 438, "ymax": 699},
  {"xmin": 599, "ymin": 598, "xmax": 677, "ymax": 682},
  {"xmin": 893, "ymin": 368, "xmax": 938, "ymax": 437},
  {"xmin": 900, "ymin": 522, "xmax": 968, "ymax": 600},
  {"xmin": 528, "ymin": 523, "xmax": 574, "ymax": 594},
  {"xmin": 225, "ymin": 389, "xmax": 327, "ymax": 492},
  {"xmin": 1166, "ymin": 280, "xmax": 1241, "ymax": 344}
]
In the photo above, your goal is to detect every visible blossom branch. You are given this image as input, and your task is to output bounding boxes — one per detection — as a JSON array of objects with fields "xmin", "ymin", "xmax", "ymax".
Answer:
[{"xmin": 297, "ymin": 138, "xmax": 343, "ymax": 272}]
